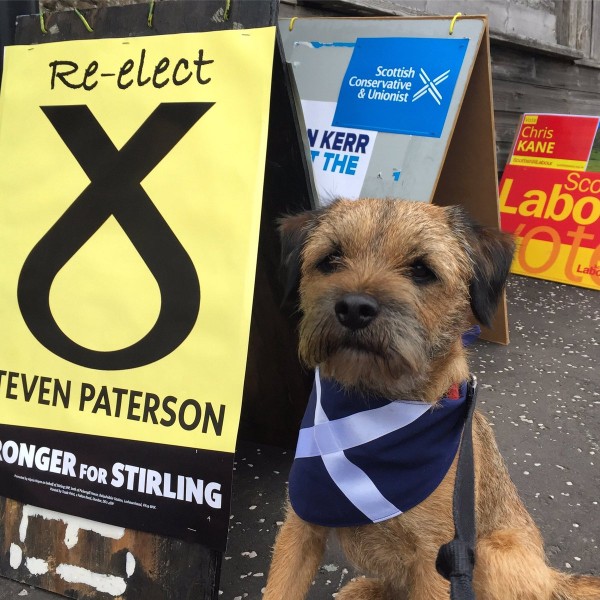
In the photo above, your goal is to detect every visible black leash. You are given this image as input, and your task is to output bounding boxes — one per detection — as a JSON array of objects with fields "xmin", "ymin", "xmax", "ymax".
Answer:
[{"xmin": 436, "ymin": 375, "xmax": 478, "ymax": 600}]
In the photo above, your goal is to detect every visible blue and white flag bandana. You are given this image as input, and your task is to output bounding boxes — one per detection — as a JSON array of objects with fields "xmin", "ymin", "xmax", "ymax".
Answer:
[{"xmin": 289, "ymin": 370, "xmax": 469, "ymax": 527}]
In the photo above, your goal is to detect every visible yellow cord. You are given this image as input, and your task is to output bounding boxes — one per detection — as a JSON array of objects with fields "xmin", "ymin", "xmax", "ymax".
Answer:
[
  {"xmin": 289, "ymin": 17, "xmax": 298, "ymax": 31},
  {"xmin": 74, "ymin": 8, "xmax": 94, "ymax": 32},
  {"xmin": 449, "ymin": 12, "xmax": 462, "ymax": 35},
  {"xmin": 147, "ymin": 0, "xmax": 155, "ymax": 27},
  {"xmin": 39, "ymin": 11, "xmax": 48, "ymax": 34},
  {"xmin": 224, "ymin": 0, "xmax": 231, "ymax": 20}
]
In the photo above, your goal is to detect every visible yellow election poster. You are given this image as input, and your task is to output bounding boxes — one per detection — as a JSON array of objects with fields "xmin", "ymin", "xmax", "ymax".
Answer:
[{"xmin": 0, "ymin": 27, "xmax": 275, "ymax": 551}]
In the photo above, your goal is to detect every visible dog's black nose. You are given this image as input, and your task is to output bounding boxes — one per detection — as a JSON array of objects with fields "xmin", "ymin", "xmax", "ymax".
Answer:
[{"xmin": 335, "ymin": 294, "xmax": 379, "ymax": 330}]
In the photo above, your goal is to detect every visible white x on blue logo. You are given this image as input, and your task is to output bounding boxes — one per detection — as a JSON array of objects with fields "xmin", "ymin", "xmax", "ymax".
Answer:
[
  {"xmin": 412, "ymin": 68, "xmax": 451, "ymax": 105},
  {"xmin": 295, "ymin": 369, "xmax": 430, "ymax": 521}
]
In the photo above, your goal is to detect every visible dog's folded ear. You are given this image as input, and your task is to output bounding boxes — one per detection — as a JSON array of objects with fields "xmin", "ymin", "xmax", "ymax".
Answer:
[
  {"xmin": 447, "ymin": 206, "xmax": 516, "ymax": 328},
  {"xmin": 278, "ymin": 209, "xmax": 323, "ymax": 308}
]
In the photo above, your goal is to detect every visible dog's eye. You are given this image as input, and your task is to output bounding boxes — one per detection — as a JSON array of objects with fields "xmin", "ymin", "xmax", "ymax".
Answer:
[
  {"xmin": 316, "ymin": 251, "xmax": 343, "ymax": 274},
  {"xmin": 409, "ymin": 260, "xmax": 437, "ymax": 284}
]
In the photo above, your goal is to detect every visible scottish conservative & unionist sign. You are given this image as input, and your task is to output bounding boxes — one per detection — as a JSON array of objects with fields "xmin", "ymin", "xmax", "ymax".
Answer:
[{"xmin": 333, "ymin": 37, "xmax": 468, "ymax": 138}]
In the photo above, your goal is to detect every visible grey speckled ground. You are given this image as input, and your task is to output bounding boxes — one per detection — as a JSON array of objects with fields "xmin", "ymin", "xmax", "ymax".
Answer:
[
  {"xmin": 218, "ymin": 274, "xmax": 600, "ymax": 599},
  {"xmin": 1, "ymin": 274, "xmax": 598, "ymax": 599}
]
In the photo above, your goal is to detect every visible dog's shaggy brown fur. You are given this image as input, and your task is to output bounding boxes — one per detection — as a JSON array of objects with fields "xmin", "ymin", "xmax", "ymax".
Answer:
[{"xmin": 264, "ymin": 198, "xmax": 600, "ymax": 600}]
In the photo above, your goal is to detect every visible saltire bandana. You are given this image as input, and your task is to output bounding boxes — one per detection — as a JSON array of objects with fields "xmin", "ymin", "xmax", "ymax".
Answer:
[{"xmin": 288, "ymin": 327, "xmax": 479, "ymax": 527}]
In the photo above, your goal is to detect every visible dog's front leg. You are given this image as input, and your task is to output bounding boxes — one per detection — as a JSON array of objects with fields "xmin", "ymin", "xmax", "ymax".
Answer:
[{"xmin": 264, "ymin": 503, "xmax": 329, "ymax": 600}]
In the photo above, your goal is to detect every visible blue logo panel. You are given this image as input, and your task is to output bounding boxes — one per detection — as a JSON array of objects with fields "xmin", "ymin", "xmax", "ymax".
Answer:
[{"xmin": 332, "ymin": 37, "xmax": 468, "ymax": 138}]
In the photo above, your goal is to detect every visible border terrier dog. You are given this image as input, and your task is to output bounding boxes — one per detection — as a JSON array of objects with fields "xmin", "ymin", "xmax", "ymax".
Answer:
[{"xmin": 263, "ymin": 198, "xmax": 600, "ymax": 600}]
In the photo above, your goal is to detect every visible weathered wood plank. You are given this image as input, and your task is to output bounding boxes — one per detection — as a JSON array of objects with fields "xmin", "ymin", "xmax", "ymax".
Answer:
[
  {"xmin": 0, "ymin": 497, "xmax": 221, "ymax": 599},
  {"xmin": 279, "ymin": 1, "xmax": 331, "ymax": 18},
  {"xmin": 492, "ymin": 77, "xmax": 600, "ymax": 115},
  {"xmin": 491, "ymin": 47, "xmax": 600, "ymax": 94},
  {"xmin": 522, "ymin": 61, "xmax": 600, "ymax": 94},
  {"xmin": 295, "ymin": 0, "xmax": 419, "ymax": 17},
  {"xmin": 556, "ymin": 0, "xmax": 593, "ymax": 54},
  {"xmin": 490, "ymin": 46, "xmax": 537, "ymax": 81},
  {"xmin": 493, "ymin": 109, "xmax": 521, "ymax": 166},
  {"xmin": 0, "ymin": 574, "xmax": 63, "ymax": 599},
  {"xmin": 592, "ymin": 1, "xmax": 600, "ymax": 61},
  {"xmin": 17, "ymin": 0, "xmax": 278, "ymax": 43}
]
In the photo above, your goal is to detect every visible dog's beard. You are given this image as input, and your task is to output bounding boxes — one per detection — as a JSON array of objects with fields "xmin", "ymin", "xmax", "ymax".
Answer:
[
  {"xmin": 298, "ymin": 305, "xmax": 430, "ymax": 393},
  {"xmin": 298, "ymin": 295, "xmax": 470, "ymax": 398}
]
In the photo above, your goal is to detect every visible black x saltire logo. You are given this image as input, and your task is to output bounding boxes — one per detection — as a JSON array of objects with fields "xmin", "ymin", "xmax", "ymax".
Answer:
[{"xmin": 18, "ymin": 102, "xmax": 214, "ymax": 370}]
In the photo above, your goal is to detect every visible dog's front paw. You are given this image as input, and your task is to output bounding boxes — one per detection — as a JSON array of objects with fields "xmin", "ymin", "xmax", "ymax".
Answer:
[{"xmin": 335, "ymin": 577, "xmax": 392, "ymax": 600}]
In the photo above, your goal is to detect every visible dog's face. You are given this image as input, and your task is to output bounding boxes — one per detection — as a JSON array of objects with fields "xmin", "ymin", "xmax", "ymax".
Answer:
[{"xmin": 280, "ymin": 199, "xmax": 514, "ymax": 399}]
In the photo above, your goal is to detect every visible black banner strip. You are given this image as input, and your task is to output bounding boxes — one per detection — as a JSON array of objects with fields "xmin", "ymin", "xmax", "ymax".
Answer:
[{"xmin": 0, "ymin": 424, "xmax": 232, "ymax": 551}]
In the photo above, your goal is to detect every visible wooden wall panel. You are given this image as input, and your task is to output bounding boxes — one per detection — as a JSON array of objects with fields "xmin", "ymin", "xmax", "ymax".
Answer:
[{"xmin": 490, "ymin": 44, "xmax": 600, "ymax": 169}]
